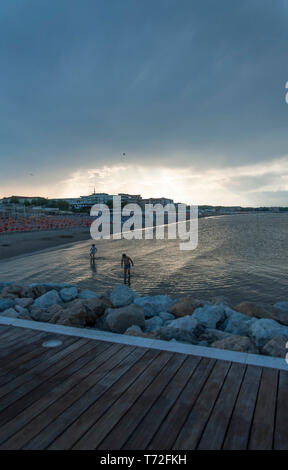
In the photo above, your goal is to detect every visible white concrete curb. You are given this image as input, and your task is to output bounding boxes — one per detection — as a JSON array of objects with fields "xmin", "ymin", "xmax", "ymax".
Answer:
[{"xmin": 0, "ymin": 315, "xmax": 288, "ymax": 371}]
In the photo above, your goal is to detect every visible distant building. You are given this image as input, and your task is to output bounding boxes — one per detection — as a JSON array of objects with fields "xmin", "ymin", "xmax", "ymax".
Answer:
[
  {"xmin": 67, "ymin": 193, "xmax": 115, "ymax": 210},
  {"xmin": 140, "ymin": 197, "xmax": 174, "ymax": 207},
  {"xmin": 118, "ymin": 194, "xmax": 143, "ymax": 205},
  {"xmin": 1, "ymin": 196, "xmax": 35, "ymax": 204}
]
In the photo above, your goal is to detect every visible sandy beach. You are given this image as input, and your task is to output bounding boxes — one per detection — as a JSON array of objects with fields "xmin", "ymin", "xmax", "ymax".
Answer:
[{"xmin": 0, "ymin": 227, "xmax": 92, "ymax": 260}]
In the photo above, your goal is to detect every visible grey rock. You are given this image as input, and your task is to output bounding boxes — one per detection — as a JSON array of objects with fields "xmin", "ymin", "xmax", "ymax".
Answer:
[
  {"xmin": 15, "ymin": 297, "xmax": 34, "ymax": 308},
  {"xmin": 2, "ymin": 284, "xmax": 23, "ymax": 296},
  {"xmin": 134, "ymin": 295, "xmax": 176, "ymax": 318},
  {"xmin": 192, "ymin": 304, "xmax": 226, "ymax": 329},
  {"xmin": 170, "ymin": 297, "xmax": 201, "ymax": 317},
  {"xmin": 31, "ymin": 285, "xmax": 47, "ymax": 298},
  {"xmin": 20, "ymin": 286, "xmax": 35, "ymax": 298},
  {"xmin": 1, "ymin": 308, "xmax": 20, "ymax": 318},
  {"xmin": 110, "ymin": 284, "xmax": 138, "ymax": 307},
  {"xmin": 274, "ymin": 302, "xmax": 288, "ymax": 312},
  {"xmin": 30, "ymin": 307, "xmax": 54, "ymax": 322},
  {"xmin": 60, "ymin": 286, "xmax": 78, "ymax": 302},
  {"xmin": 168, "ymin": 315, "xmax": 198, "ymax": 331},
  {"xmin": 157, "ymin": 326, "xmax": 198, "ymax": 345},
  {"xmin": 52, "ymin": 298, "xmax": 106, "ymax": 327},
  {"xmin": 14, "ymin": 305, "xmax": 29, "ymax": 315},
  {"xmin": 211, "ymin": 335, "xmax": 258, "ymax": 354},
  {"xmin": 221, "ymin": 311, "xmax": 257, "ymax": 336},
  {"xmin": 106, "ymin": 304, "xmax": 145, "ymax": 333},
  {"xmin": 200, "ymin": 328, "xmax": 233, "ymax": 344},
  {"xmin": 78, "ymin": 289, "xmax": 98, "ymax": 300},
  {"xmin": 158, "ymin": 312, "xmax": 175, "ymax": 323},
  {"xmin": 249, "ymin": 318, "xmax": 288, "ymax": 348},
  {"xmin": 0, "ymin": 298, "xmax": 14, "ymax": 312},
  {"xmin": 125, "ymin": 325, "xmax": 143, "ymax": 334},
  {"xmin": 33, "ymin": 290, "xmax": 62, "ymax": 309},
  {"xmin": 261, "ymin": 336, "xmax": 288, "ymax": 358},
  {"xmin": 144, "ymin": 316, "xmax": 164, "ymax": 332}
]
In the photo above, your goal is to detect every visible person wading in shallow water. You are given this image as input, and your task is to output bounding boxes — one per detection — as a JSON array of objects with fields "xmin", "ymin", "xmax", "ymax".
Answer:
[
  {"xmin": 121, "ymin": 253, "xmax": 134, "ymax": 285},
  {"xmin": 90, "ymin": 244, "xmax": 97, "ymax": 262}
]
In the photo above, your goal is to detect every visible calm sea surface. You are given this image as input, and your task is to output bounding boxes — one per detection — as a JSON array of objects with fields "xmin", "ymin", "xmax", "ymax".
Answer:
[{"xmin": 0, "ymin": 213, "xmax": 287, "ymax": 305}]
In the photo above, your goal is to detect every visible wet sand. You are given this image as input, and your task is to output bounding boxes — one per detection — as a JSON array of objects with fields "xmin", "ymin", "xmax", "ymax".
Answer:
[{"xmin": 0, "ymin": 228, "xmax": 92, "ymax": 260}]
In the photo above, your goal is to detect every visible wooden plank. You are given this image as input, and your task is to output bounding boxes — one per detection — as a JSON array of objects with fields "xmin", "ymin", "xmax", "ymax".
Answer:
[
  {"xmin": 123, "ymin": 355, "xmax": 202, "ymax": 450},
  {"xmin": 274, "ymin": 369, "xmax": 288, "ymax": 449},
  {"xmin": 49, "ymin": 348, "xmax": 162, "ymax": 450},
  {"xmin": 0, "ymin": 326, "xmax": 29, "ymax": 342},
  {"xmin": 223, "ymin": 365, "xmax": 262, "ymax": 450},
  {"xmin": 0, "ymin": 329, "xmax": 42, "ymax": 356},
  {"xmin": 0, "ymin": 326, "xmax": 22, "ymax": 344},
  {"xmin": 73, "ymin": 351, "xmax": 175, "ymax": 450},
  {"xmin": 0, "ymin": 333, "xmax": 77, "ymax": 388},
  {"xmin": 0, "ymin": 326, "xmax": 42, "ymax": 343},
  {"xmin": 0, "ymin": 330, "xmax": 73, "ymax": 368},
  {"xmin": 173, "ymin": 360, "xmax": 231, "ymax": 449},
  {"xmin": 197, "ymin": 362, "xmax": 246, "ymax": 449},
  {"xmin": 248, "ymin": 367, "xmax": 278, "ymax": 450},
  {"xmin": 98, "ymin": 353, "xmax": 187, "ymax": 450},
  {"xmin": 0, "ymin": 332, "xmax": 79, "ymax": 388},
  {"xmin": 0, "ymin": 336, "xmax": 87, "ymax": 409},
  {"xmin": 0, "ymin": 341, "xmax": 120, "ymax": 446},
  {"xmin": 8, "ymin": 345, "xmax": 143, "ymax": 449},
  {"xmin": 0, "ymin": 332, "xmax": 49, "ymax": 375},
  {"xmin": 0, "ymin": 326, "xmax": 14, "ymax": 336},
  {"xmin": 148, "ymin": 357, "xmax": 215, "ymax": 450}
]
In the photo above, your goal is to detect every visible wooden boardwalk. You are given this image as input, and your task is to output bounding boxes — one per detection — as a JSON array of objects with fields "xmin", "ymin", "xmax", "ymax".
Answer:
[{"xmin": 0, "ymin": 324, "xmax": 287, "ymax": 450}]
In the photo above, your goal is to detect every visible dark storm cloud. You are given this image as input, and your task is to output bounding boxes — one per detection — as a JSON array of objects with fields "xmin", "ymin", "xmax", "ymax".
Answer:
[{"xmin": 1, "ymin": 0, "xmax": 288, "ymax": 183}]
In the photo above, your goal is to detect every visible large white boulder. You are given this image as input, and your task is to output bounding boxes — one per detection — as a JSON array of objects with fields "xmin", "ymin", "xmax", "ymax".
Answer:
[
  {"xmin": 60, "ymin": 286, "xmax": 78, "ymax": 302},
  {"xmin": 33, "ymin": 290, "xmax": 62, "ymax": 309},
  {"xmin": 78, "ymin": 289, "xmax": 98, "ymax": 300},
  {"xmin": 221, "ymin": 311, "xmax": 257, "ymax": 336},
  {"xmin": 168, "ymin": 315, "xmax": 198, "ymax": 331},
  {"xmin": 249, "ymin": 318, "xmax": 288, "ymax": 348},
  {"xmin": 106, "ymin": 303, "xmax": 145, "ymax": 333},
  {"xmin": 158, "ymin": 312, "xmax": 175, "ymax": 324},
  {"xmin": 144, "ymin": 316, "xmax": 164, "ymax": 332},
  {"xmin": 192, "ymin": 304, "xmax": 226, "ymax": 329},
  {"xmin": 134, "ymin": 295, "xmax": 176, "ymax": 318},
  {"xmin": 110, "ymin": 284, "xmax": 138, "ymax": 307}
]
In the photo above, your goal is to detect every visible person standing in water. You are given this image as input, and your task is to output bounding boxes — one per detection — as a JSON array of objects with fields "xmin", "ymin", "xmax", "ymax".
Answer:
[
  {"xmin": 121, "ymin": 253, "xmax": 134, "ymax": 284},
  {"xmin": 90, "ymin": 244, "xmax": 97, "ymax": 262}
]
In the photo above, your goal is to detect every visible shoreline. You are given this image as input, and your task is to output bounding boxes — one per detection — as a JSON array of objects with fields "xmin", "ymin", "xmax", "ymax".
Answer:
[
  {"xmin": 0, "ymin": 227, "xmax": 92, "ymax": 261},
  {"xmin": 0, "ymin": 211, "xmax": 284, "ymax": 262}
]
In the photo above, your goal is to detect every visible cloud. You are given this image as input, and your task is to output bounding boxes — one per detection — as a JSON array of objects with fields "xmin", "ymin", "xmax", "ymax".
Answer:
[
  {"xmin": 1, "ymin": 0, "xmax": 288, "ymax": 204},
  {"xmin": 53, "ymin": 154, "xmax": 288, "ymax": 206}
]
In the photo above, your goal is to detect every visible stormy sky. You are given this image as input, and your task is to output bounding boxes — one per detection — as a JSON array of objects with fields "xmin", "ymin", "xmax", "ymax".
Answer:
[{"xmin": 1, "ymin": 0, "xmax": 288, "ymax": 205}]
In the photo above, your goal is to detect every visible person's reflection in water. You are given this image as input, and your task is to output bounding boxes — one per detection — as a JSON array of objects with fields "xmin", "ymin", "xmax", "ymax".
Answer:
[{"xmin": 90, "ymin": 258, "xmax": 97, "ymax": 274}]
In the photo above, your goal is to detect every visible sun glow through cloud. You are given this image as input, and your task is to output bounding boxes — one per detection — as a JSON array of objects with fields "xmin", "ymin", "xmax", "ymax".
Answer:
[{"xmin": 53, "ymin": 155, "xmax": 288, "ymax": 206}]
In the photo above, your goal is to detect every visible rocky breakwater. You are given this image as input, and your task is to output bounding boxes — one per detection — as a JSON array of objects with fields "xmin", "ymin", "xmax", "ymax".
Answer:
[{"xmin": 1, "ymin": 281, "xmax": 288, "ymax": 359}]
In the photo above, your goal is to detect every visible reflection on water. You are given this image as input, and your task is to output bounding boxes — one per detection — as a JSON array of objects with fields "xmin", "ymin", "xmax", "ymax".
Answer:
[{"xmin": 0, "ymin": 213, "xmax": 288, "ymax": 304}]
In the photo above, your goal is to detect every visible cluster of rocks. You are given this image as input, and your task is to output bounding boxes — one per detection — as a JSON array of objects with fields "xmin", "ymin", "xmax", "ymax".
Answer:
[{"xmin": 1, "ymin": 281, "xmax": 288, "ymax": 359}]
